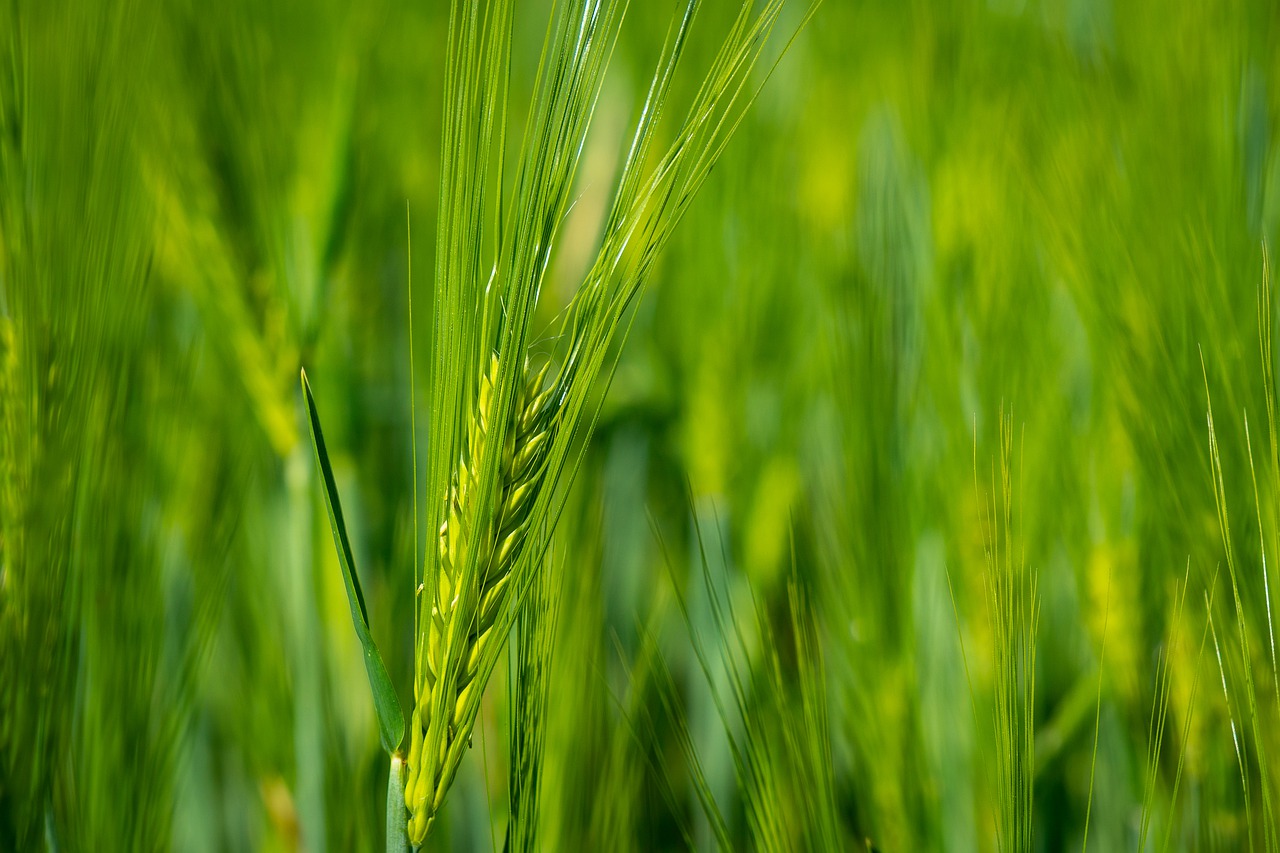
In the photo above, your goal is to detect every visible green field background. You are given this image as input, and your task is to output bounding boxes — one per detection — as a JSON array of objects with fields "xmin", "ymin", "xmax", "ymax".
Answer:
[{"xmin": 3, "ymin": 0, "xmax": 1280, "ymax": 850}]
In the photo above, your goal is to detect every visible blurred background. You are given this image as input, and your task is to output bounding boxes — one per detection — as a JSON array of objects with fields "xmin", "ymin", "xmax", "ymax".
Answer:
[{"xmin": 3, "ymin": 0, "xmax": 1280, "ymax": 850}]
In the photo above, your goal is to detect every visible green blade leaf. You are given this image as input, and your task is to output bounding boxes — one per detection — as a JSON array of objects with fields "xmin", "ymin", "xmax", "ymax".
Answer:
[{"xmin": 301, "ymin": 368, "xmax": 406, "ymax": 753}]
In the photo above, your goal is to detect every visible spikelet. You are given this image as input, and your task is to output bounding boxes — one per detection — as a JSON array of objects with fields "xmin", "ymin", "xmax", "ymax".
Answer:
[{"xmin": 403, "ymin": 352, "xmax": 555, "ymax": 843}]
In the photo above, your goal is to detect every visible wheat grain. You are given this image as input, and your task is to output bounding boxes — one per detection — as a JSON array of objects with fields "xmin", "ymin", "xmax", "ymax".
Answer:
[{"xmin": 403, "ymin": 352, "xmax": 556, "ymax": 844}]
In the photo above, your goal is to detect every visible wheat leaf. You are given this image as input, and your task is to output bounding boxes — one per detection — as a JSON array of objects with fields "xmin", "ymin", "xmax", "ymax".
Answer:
[{"xmin": 301, "ymin": 367, "xmax": 406, "ymax": 753}]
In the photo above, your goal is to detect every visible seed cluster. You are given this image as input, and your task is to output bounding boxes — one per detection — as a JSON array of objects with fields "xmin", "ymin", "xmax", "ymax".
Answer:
[{"xmin": 403, "ymin": 353, "xmax": 555, "ymax": 844}]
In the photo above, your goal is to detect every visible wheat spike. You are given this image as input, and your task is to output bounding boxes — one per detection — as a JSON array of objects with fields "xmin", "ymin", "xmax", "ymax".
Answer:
[{"xmin": 403, "ymin": 351, "xmax": 555, "ymax": 843}]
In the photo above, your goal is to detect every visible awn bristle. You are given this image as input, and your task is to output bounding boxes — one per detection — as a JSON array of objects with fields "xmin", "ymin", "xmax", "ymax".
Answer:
[{"xmin": 403, "ymin": 352, "xmax": 556, "ymax": 844}]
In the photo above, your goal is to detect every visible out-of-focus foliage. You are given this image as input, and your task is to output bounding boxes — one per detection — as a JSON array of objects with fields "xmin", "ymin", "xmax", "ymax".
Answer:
[{"xmin": 3, "ymin": 0, "xmax": 1280, "ymax": 850}]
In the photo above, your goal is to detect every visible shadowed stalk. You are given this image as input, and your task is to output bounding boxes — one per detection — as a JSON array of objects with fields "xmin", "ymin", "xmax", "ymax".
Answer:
[
  {"xmin": 505, "ymin": 537, "xmax": 562, "ymax": 852},
  {"xmin": 653, "ymin": 510, "xmax": 840, "ymax": 851}
]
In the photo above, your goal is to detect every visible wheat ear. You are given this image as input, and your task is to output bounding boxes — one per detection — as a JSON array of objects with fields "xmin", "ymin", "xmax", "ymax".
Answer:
[{"xmin": 403, "ymin": 352, "xmax": 555, "ymax": 843}]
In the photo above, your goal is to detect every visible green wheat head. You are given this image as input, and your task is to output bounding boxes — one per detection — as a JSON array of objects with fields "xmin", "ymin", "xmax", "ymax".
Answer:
[
  {"xmin": 396, "ymin": 0, "xmax": 802, "ymax": 843},
  {"xmin": 284, "ymin": 0, "xmax": 803, "ymax": 843},
  {"xmin": 403, "ymin": 354, "xmax": 556, "ymax": 841}
]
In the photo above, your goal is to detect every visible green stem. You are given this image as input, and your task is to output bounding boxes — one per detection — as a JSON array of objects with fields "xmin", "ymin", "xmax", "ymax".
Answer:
[{"xmin": 387, "ymin": 752, "xmax": 410, "ymax": 853}]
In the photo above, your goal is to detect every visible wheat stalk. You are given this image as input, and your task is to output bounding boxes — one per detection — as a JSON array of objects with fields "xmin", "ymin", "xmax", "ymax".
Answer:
[
  {"xmin": 403, "ymin": 352, "xmax": 556, "ymax": 843},
  {"xmin": 392, "ymin": 0, "xmax": 800, "ymax": 843}
]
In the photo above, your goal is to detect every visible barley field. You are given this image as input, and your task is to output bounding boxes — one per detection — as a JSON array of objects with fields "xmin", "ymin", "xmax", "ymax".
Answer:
[{"xmin": 3, "ymin": 0, "xmax": 1280, "ymax": 850}]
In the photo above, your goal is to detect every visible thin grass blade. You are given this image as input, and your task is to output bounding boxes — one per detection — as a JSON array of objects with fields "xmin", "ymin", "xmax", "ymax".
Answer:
[{"xmin": 301, "ymin": 367, "xmax": 406, "ymax": 753}]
